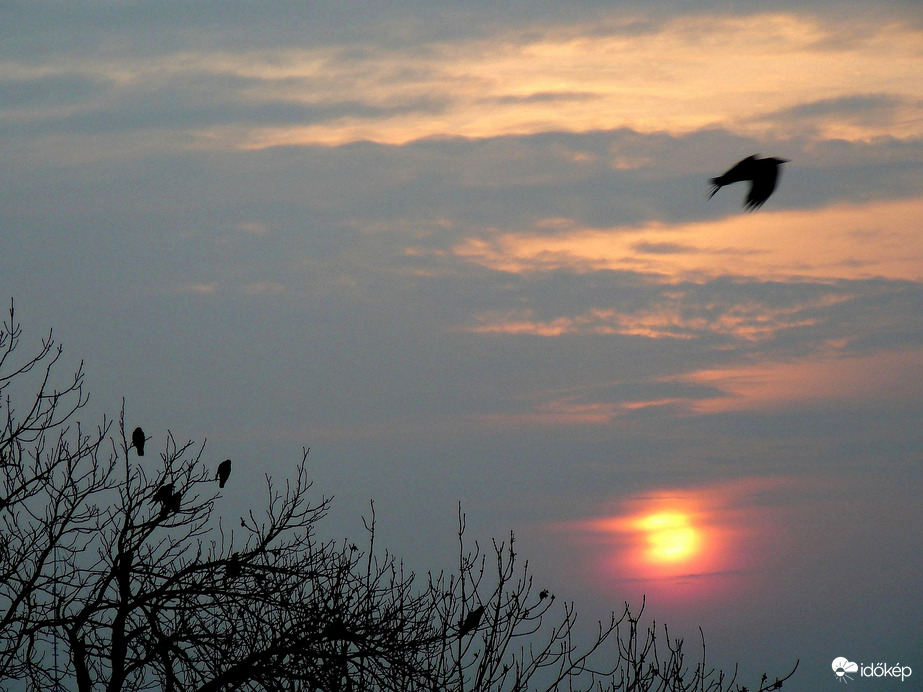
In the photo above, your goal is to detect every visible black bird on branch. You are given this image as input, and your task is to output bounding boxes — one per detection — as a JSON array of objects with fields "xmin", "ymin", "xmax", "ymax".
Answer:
[
  {"xmin": 161, "ymin": 490, "xmax": 182, "ymax": 517},
  {"xmin": 458, "ymin": 605, "xmax": 485, "ymax": 637},
  {"xmin": 152, "ymin": 483, "xmax": 173, "ymax": 506},
  {"xmin": 225, "ymin": 552, "xmax": 242, "ymax": 582},
  {"xmin": 216, "ymin": 459, "xmax": 232, "ymax": 488},
  {"xmin": 708, "ymin": 154, "xmax": 789, "ymax": 210},
  {"xmin": 132, "ymin": 427, "xmax": 146, "ymax": 456}
]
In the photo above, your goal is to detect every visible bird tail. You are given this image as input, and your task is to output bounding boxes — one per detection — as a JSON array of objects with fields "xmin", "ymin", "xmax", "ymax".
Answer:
[
  {"xmin": 707, "ymin": 178, "xmax": 722, "ymax": 199},
  {"xmin": 219, "ymin": 478, "xmax": 226, "ymax": 488}
]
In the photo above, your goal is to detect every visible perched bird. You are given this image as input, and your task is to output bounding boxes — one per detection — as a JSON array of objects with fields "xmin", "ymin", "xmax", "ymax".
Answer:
[
  {"xmin": 539, "ymin": 589, "xmax": 549, "ymax": 601},
  {"xmin": 225, "ymin": 552, "xmax": 242, "ymax": 581},
  {"xmin": 165, "ymin": 490, "xmax": 182, "ymax": 515},
  {"xmin": 458, "ymin": 605, "xmax": 485, "ymax": 637},
  {"xmin": 132, "ymin": 427, "xmax": 146, "ymax": 456},
  {"xmin": 152, "ymin": 483, "xmax": 174, "ymax": 506},
  {"xmin": 216, "ymin": 459, "xmax": 232, "ymax": 488},
  {"xmin": 708, "ymin": 155, "xmax": 789, "ymax": 210}
]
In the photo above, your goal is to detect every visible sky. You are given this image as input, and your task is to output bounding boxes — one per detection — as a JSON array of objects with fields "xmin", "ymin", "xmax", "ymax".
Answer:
[{"xmin": 2, "ymin": 1, "xmax": 922, "ymax": 689}]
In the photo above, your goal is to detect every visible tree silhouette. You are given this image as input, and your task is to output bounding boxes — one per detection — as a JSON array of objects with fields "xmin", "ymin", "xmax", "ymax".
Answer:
[{"xmin": 0, "ymin": 301, "xmax": 797, "ymax": 691}]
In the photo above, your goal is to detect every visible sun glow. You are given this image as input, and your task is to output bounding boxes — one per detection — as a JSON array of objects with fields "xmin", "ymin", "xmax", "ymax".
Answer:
[
  {"xmin": 559, "ymin": 478, "xmax": 798, "ymax": 604},
  {"xmin": 636, "ymin": 512, "xmax": 700, "ymax": 563}
]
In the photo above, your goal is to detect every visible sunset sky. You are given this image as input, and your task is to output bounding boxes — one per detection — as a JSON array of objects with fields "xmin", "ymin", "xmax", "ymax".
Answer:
[{"xmin": 2, "ymin": 2, "xmax": 921, "ymax": 689}]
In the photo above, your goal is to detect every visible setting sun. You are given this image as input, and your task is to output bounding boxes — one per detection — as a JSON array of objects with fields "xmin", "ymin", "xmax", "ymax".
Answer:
[
  {"xmin": 557, "ymin": 478, "xmax": 802, "ymax": 606},
  {"xmin": 637, "ymin": 512, "xmax": 700, "ymax": 563}
]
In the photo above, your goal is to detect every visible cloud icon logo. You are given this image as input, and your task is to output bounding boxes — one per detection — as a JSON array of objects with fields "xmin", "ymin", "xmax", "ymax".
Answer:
[{"xmin": 832, "ymin": 657, "xmax": 858, "ymax": 682}]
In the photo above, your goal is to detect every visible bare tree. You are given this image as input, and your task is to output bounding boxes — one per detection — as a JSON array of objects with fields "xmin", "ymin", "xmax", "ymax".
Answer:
[
  {"xmin": 1, "ymin": 300, "xmax": 117, "ymax": 685},
  {"xmin": 0, "ymin": 301, "xmax": 797, "ymax": 691}
]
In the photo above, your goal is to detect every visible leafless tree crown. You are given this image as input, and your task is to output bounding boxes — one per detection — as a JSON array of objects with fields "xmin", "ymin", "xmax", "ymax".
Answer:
[{"xmin": 0, "ymin": 301, "xmax": 797, "ymax": 691}]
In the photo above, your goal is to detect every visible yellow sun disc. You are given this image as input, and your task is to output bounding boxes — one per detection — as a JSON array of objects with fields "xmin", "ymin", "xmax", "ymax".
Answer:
[{"xmin": 638, "ymin": 512, "xmax": 699, "ymax": 563}]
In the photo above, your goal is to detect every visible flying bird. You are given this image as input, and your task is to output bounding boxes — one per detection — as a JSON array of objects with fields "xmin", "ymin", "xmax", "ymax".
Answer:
[
  {"xmin": 458, "ymin": 605, "xmax": 485, "ymax": 637},
  {"xmin": 707, "ymin": 154, "xmax": 789, "ymax": 210},
  {"xmin": 216, "ymin": 459, "xmax": 232, "ymax": 488},
  {"xmin": 132, "ymin": 427, "xmax": 146, "ymax": 456}
]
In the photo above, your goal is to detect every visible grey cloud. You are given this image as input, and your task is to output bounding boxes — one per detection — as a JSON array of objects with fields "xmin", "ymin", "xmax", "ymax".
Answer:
[
  {"xmin": 0, "ymin": 73, "xmax": 107, "ymax": 109},
  {"xmin": 5, "ymin": 1, "xmax": 919, "ymax": 63},
  {"xmin": 774, "ymin": 93, "xmax": 907, "ymax": 120},
  {"xmin": 0, "ymin": 67, "xmax": 448, "ymax": 137},
  {"xmin": 24, "ymin": 95, "xmax": 447, "ymax": 137},
  {"xmin": 4, "ymin": 125, "xmax": 921, "ymax": 317},
  {"xmin": 631, "ymin": 241, "xmax": 700, "ymax": 255},
  {"xmin": 751, "ymin": 93, "xmax": 920, "ymax": 137},
  {"xmin": 483, "ymin": 91, "xmax": 599, "ymax": 105}
]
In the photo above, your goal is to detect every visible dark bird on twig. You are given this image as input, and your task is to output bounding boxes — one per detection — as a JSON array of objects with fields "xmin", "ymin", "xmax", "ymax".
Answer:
[
  {"xmin": 225, "ymin": 552, "xmax": 242, "ymax": 581},
  {"xmin": 458, "ymin": 605, "xmax": 485, "ymax": 637},
  {"xmin": 707, "ymin": 155, "xmax": 789, "ymax": 210},
  {"xmin": 165, "ymin": 490, "xmax": 182, "ymax": 515},
  {"xmin": 539, "ymin": 589, "xmax": 549, "ymax": 601},
  {"xmin": 132, "ymin": 427, "xmax": 146, "ymax": 456},
  {"xmin": 152, "ymin": 483, "xmax": 174, "ymax": 506},
  {"xmin": 216, "ymin": 459, "xmax": 232, "ymax": 488}
]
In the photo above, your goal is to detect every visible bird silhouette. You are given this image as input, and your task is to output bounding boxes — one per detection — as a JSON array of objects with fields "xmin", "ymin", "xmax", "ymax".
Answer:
[
  {"xmin": 708, "ymin": 154, "xmax": 789, "ymax": 210},
  {"xmin": 132, "ymin": 427, "xmax": 146, "ymax": 456},
  {"xmin": 165, "ymin": 490, "xmax": 182, "ymax": 515},
  {"xmin": 225, "ymin": 552, "xmax": 242, "ymax": 581},
  {"xmin": 152, "ymin": 483, "xmax": 174, "ymax": 506},
  {"xmin": 216, "ymin": 459, "xmax": 232, "ymax": 488},
  {"xmin": 458, "ymin": 605, "xmax": 485, "ymax": 637}
]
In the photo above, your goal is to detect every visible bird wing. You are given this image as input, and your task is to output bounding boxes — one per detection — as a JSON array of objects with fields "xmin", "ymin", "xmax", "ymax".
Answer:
[
  {"xmin": 745, "ymin": 166, "xmax": 779, "ymax": 210},
  {"xmin": 719, "ymin": 155, "xmax": 759, "ymax": 184}
]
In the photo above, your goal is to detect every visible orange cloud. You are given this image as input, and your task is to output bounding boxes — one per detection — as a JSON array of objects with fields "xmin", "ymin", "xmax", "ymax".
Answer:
[
  {"xmin": 470, "ymin": 348, "xmax": 923, "ymax": 430},
  {"xmin": 186, "ymin": 12, "xmax": 923, "ymax": 147},
  {"xmin": 463, "ymin": 295, "xmax": 846, "ymax": 341},
  {"xmin": 676, "ymin": 348, "xmax": 923, "ymax": 414},
  {"xmin": 452, "ymin": 198, "xmax": 923, "ymax": 282},
  {"xmin": 10, "ymin": 11, "xmax": 920, "ymax": 151}
]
